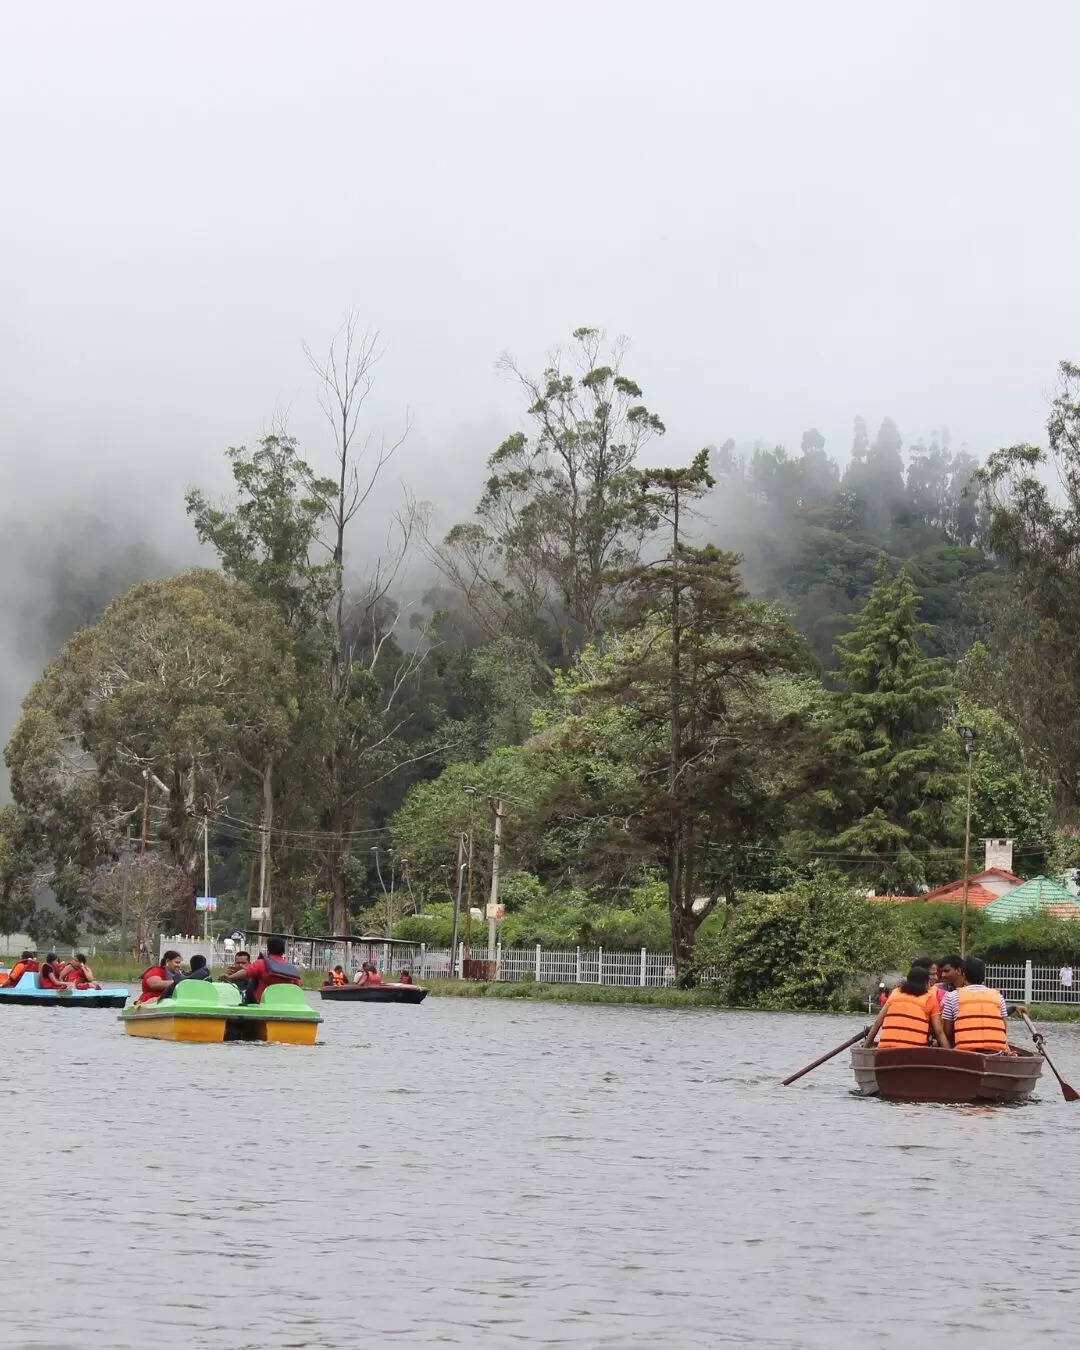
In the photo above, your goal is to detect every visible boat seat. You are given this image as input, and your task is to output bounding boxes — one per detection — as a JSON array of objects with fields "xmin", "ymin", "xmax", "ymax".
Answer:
[
  {"xmin": 14, "ymin": 972, "xmax": 40, "ymax": 991},
  {"xmin": 258, "ymin": 983, "xmax": 309, "ymax": 1012},
  {"xmin": 170, "ymin": 979, "xmax": 219, "ymax": 1006}
]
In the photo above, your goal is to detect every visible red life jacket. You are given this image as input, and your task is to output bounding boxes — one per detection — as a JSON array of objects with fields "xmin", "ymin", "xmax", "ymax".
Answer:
[
  {"xmin": 253, "ymin": 953, "xmax": 301, "ymax": 1001},
  {"xmin": 359, "ymin": 970, "xmax": 382, "ymax": 987},
  {"xmin": 39, "ymin": 964, "xmax": 68, "ymax": 990},
  {"xmin": 137, "ymin": 965, "xmax": 167, "ymax": 1004}
]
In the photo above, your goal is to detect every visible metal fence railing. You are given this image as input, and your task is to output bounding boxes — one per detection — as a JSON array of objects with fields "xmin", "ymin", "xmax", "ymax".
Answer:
[{"xmin": 76, "ymin": 944, "xmax": 1077, "ymax": 1006}]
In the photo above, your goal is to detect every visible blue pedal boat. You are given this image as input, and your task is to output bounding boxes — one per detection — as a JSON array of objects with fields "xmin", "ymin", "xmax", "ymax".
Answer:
[{"xmin": 0, "ymin": 971, "xmax": 129, "ymax": 1008}]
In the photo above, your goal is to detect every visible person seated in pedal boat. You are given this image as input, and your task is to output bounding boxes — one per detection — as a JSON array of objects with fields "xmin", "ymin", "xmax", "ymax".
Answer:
[
  {"xmin": 3, "ymin": 950, "xmax": 39, "ymax": 987},
  {"xmin": 236, "ymin": 937, "xmax": 302, "ymax": 1003},
  {"xmin": 352, "ymin": 961, "xmax": 383, "ymax": 987},
  {"xmin": 181, "ymin": 954, "xmax": 212, "ymax": 982},
  {"xmin": 218, "ymin": 951, "xmax": 252, "ymax": 1000},
  {"xmin": 941, "ymin": 955, "xmax": 1014, "ymax": 1056},
  {"xmin": 60, "ymin": 953, "xmax": 101, "ymax": 989},
  {"xmin": 39, "ymin": 953, "xmax": 73, "ymax": 991},
  {"xmin": 328, "ymin": 965, "xmax": 349, "ymax": 986},
  {"xmin": 135, "ymin": 950, "xmax": 184, "ymax": 1005},
  {"xmin": 398, "ymin": 969, "xmax": 413, "ymax": 985},
  {"xmin": 863, "ymin": 964, "xmax": 949, "ymax": 1051}
]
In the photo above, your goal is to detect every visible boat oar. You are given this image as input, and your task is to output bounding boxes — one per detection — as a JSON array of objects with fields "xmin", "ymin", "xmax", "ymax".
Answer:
[
  {"xmin": 782, "ymin": 1027, "xmax": 870, "ymax": 1086},
  {"xmin": 1016, "ymin": 1007, "xmax": 1079, "ymax": 1103}
]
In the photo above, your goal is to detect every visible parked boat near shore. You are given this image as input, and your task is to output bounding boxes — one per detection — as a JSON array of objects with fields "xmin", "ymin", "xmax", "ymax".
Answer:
[
  {"xmin": 318, "ymin": 981, "xmax": 428, "ymax": 1004},
  {"xmin": 0, "ymin": 972, "xmax": 129, "ymax": 1009},
  {"xmin": 121, "ymin": 978, "xmax": 322, "ymax": 1043},
  {"xmin": 850, "ymin": 1044, "xmax": 1043, "ymax": 1102}
]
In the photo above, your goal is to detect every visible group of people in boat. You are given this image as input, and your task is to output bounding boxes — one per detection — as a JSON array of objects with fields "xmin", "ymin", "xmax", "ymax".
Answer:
[
  {"xmin": 866, "ymin": 955, "xmax": 1012, "ymax": 1055},
  {"xmin": 326, "ymin": 962, "xmax": 412, "ymax": 987},
  {"xmin": 135, "ymin": 937, "xmax": 302, "ymax": 1006},
  {"xmin": 2, "ymin": 950, "xmax": 100, "ymax": 990}
]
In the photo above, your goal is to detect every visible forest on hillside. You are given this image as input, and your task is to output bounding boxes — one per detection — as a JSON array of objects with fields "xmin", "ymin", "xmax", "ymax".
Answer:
[{"xmin": 3, "ymin": 324, "xmax": 1079, "ymax": 982}]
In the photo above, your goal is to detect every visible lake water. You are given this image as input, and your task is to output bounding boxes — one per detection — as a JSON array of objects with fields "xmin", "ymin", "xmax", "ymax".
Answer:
[{"xmin": 3, "ymin": 995, "xmax": 1078, "ymax": 1348}]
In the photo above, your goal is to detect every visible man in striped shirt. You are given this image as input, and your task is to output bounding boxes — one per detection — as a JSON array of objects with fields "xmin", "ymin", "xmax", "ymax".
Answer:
[{"xmin": 941, "ymin": 956, "xmax": 1011, "ymax": 1053}]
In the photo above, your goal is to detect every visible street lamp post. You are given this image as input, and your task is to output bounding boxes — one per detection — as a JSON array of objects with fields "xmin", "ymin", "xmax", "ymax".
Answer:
[
  {"xmin": 958, "ymin": 726, "xmax": 976, "ymax": 958},
  {"xmin": 463, "ymin": 787, "xmax": 477, "ymax": 968}
]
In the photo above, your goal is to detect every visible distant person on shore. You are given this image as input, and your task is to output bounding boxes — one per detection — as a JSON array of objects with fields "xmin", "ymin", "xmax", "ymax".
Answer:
[
  {"xmin": 136, "ymin": 951, "xmax": 184, "ymax": 1004},
  {"xmin": 864, "ymin": 965, "xmax": 948, "ymax": 1050},
  {"xmin": 941, "ymin": 956, "xmax": 1011, "ymax": 1054},
  {"xmin": 236, "ymin": 938, "xmax": 302, "ymax": 1003},
  {"xmin": 353, "ymin": 962, "xmax": 383, "ymax": 987},
  {"xmin": 1060, "ymin": 964, "xmax": 1074, "ymax": 993},
  {"xmin": 3, "ymin": 951, "xmax": 38, "ymax": 987},
  {"xmin": 327, "ymin": 965, "xmax": 348, "ymax": 987},
  {"xmin": 61, "ymin": 954, "xmax": 100, "ymax": 989}
]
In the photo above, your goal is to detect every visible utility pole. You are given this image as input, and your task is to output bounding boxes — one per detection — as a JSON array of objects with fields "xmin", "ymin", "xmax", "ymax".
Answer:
[
  {"xmin": 463, "ymin": 787, "xmax": 477, "ymax": 964},
  {"xmin": 487, "ymin": 797, "xmax": 505, "ymax": 963},
  {"xmin": 388, "ymin": 849, "xmax": 396, "ymax": 940},
  {"xmin": 959, "ymin": 725, "xmax": 975, "ymax": 958},
  {"xmin": 450, "ymin": 834, "xmax": 465, "ymax": 975},
  {"xmin": 140, "ymin": 770, "xmax": 150, "ymax": 853},
  {"xmin": 202, "ymin": 812, "xmax": 210, "ymax": 943}
]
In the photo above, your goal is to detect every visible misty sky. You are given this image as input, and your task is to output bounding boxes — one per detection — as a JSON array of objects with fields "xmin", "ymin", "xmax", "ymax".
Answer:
[{"xmin": 3, "ymin": 1, "xmax": 1080, "ymax": 776}]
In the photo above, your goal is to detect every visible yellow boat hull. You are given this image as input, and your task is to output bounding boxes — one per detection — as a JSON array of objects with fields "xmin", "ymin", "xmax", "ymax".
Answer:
[
  {"xmin": 123, "ymin": 1015, "xmax": 226, "ymax": 1042},
  {"xmin": 257, "ymin": 1019, "xmax": 319, "ymax": 1045}
]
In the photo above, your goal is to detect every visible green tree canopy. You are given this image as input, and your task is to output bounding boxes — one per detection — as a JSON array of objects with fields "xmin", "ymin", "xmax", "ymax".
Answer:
[{"xmin": 795, "ymin": 556, "xmax": 962, "ymax": 891}]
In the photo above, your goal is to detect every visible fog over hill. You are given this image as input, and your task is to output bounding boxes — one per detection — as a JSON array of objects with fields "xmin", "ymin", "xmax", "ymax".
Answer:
[{"xmin": 5, "ymin": 0, "xmax": 1080, "ymax": 790}]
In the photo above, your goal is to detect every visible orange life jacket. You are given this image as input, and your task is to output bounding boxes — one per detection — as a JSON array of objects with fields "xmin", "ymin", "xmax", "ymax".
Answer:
[
  {"xmin": 4, "ymin": 959, "xmax": 37, "ymax": 987},
  {"xmin": 879, "ymin": 990, "xmax": 933, "ymax": 1049},
  {"xmin": 329, "ymin": 970, "xmax": 346, "ymax": 986},
  {"xmin": 952, "ymin": 986, "xmax": 1008, "ymax": 1054}
]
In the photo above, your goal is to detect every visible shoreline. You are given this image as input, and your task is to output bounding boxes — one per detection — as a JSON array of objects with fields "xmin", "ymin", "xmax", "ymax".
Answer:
[{"xmin": 32, "ymin": 956, "xmax": 1080, "ymax": 1021}]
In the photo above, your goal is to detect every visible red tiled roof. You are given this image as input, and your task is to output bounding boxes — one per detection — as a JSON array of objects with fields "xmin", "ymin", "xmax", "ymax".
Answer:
[
  {"xmin": 921, "ymin": 868, "xmax": 1023, "ymax": 902},
  {"xmin": 867, "ymin": 884, "xmax": 999, "ymax": 908},
  {"xmin": 1045, "ymin": 904, "xmax": 1080, "ymax": 922}
]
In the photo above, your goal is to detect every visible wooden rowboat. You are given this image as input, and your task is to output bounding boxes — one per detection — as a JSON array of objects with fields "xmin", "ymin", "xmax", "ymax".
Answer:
[
  {"xmin": 318, "ymin": 982, "xmax": 428, "ymax": 1004},
  {"xmin": 850, "ymin": 1044, "xmax": 1043, "ymax": 1103}
]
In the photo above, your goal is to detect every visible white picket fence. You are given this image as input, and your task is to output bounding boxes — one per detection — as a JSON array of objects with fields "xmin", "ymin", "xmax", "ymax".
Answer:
[
  {"xmin": 985, "ymin": 962, "xmax": 1080, "ymax": 1005},
  {"xmin": 148, "ymin": 939, "xmax": 1080, "ymax": 1005}
]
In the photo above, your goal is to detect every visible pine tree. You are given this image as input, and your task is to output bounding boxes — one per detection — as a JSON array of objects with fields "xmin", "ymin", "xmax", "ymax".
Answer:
[{"xmin": 799, "ymin": 555, "xmax": 962, "ymax": 891}]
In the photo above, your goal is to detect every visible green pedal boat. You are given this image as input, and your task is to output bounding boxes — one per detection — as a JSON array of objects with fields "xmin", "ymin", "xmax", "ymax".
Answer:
[{"xmin": 121, "ymin": 978, "xmax": 322, "ymax": 1044}]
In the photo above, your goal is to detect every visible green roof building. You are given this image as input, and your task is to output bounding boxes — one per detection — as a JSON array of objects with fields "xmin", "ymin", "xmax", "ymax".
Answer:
[{"xmin": 984, "ymin": 876, "xmax": 1080, "ymax": 923}]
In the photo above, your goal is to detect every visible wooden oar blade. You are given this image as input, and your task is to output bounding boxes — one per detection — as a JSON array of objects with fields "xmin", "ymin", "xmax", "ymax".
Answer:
[{"xmin": 1016, "ymin": 1008, "xmax": 1079, "ymax": 1103}]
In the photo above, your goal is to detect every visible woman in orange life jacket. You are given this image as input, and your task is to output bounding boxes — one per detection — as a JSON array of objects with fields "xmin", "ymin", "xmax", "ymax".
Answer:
[
  {"xmin": 3, "ymin": 950, "xmax": 38, "ymax": 987},
  {"xmin": 328, "ymin": 966, "xmax": 348, "ymax": 987},
  {"xmin": 863, "ymin": 964, "xmax": 949, "ymax": 1051},
  {"xmin": 912, "ymin": 954, "xmax": 950, "ymax": 1013}
]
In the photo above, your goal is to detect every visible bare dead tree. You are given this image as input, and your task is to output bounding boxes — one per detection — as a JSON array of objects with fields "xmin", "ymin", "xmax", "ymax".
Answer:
[{"xmin": 303, "ymin": 314, "xmax": 423, "ymax": 933}]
